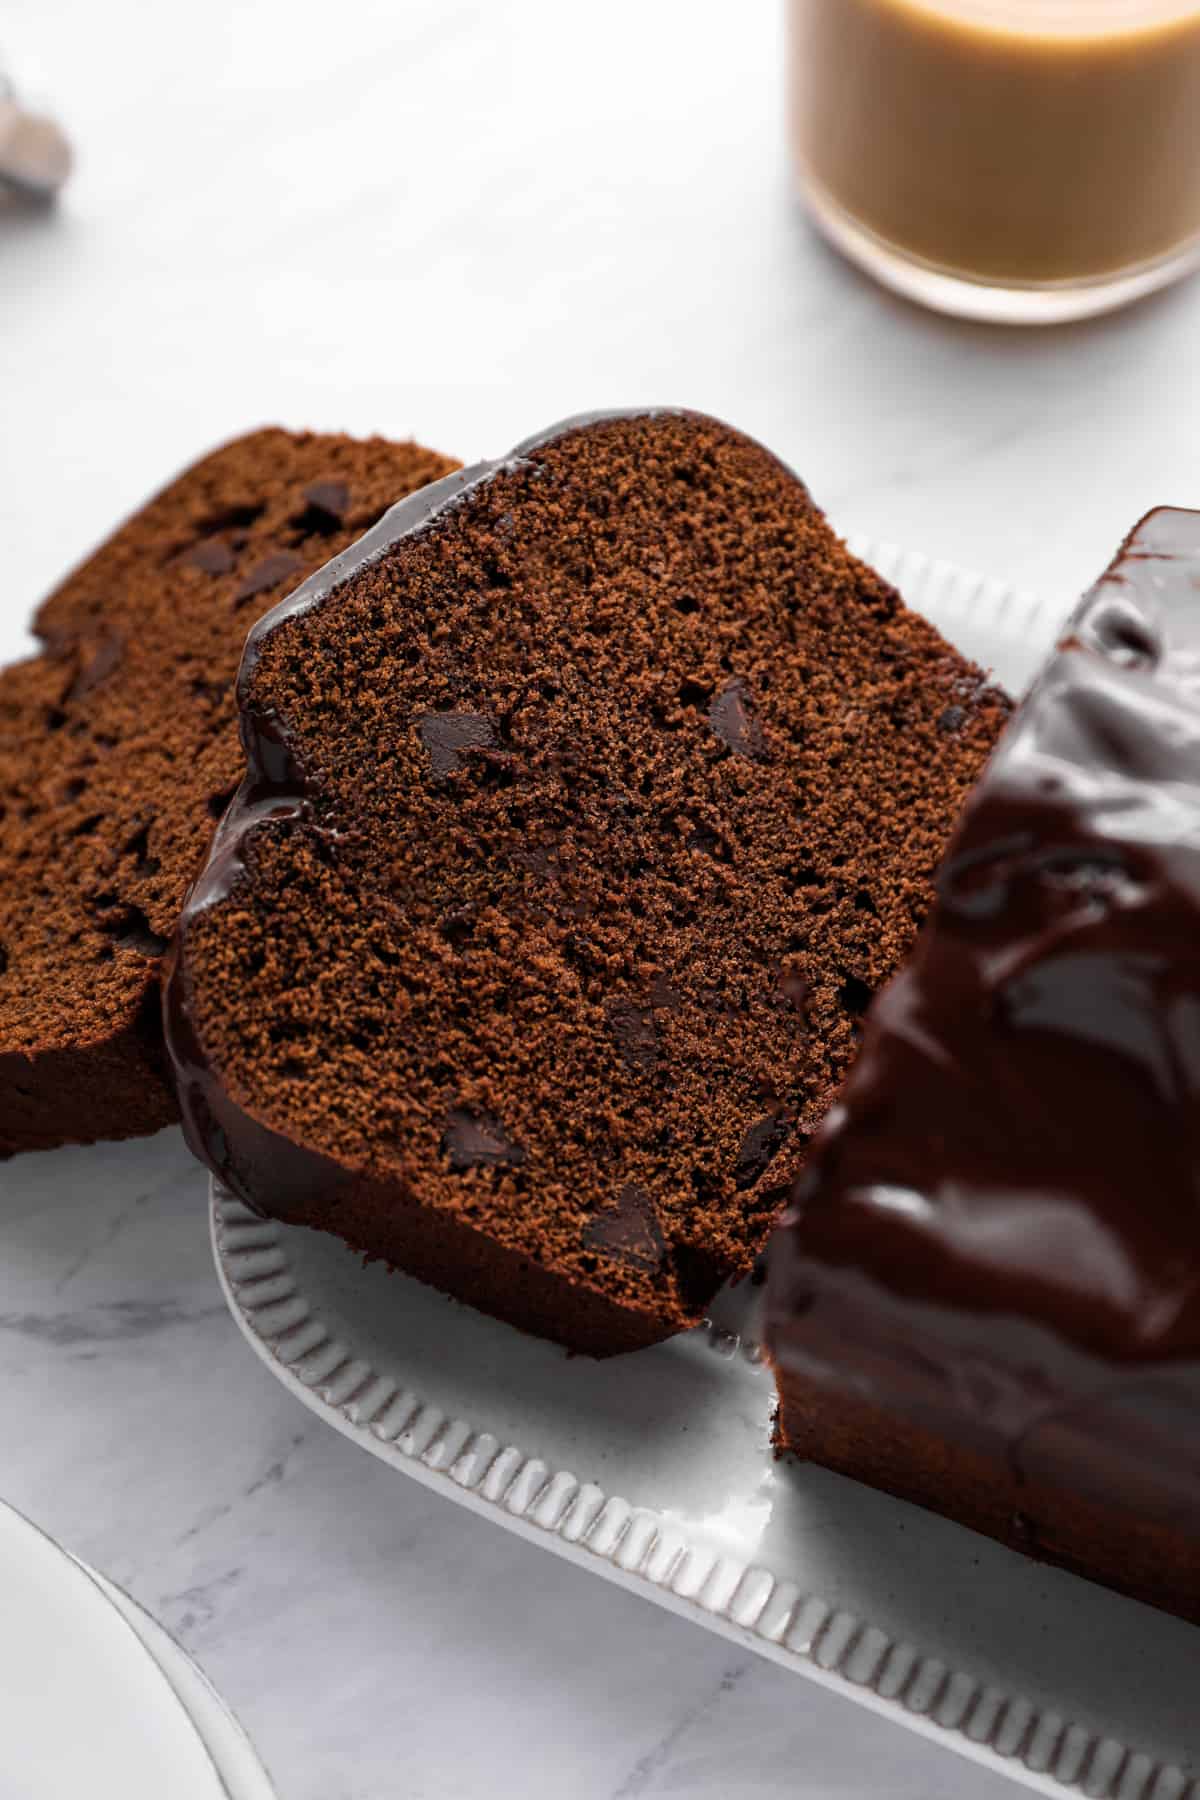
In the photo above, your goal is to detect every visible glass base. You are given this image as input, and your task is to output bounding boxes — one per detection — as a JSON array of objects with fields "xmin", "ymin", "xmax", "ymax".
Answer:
[{"xmin": 801, "ymin": 178, "xmax": 1200, "ymax": 325}]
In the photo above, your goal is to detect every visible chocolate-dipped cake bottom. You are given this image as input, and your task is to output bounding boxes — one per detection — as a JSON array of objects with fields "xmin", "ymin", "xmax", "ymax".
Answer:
[
  {"xmin": 200, "ymin": 1075, "xmax": 675, "ymax": 1356},
  {"xmin": 774, "ymin": 1371, "xmax": 1200, "ymax": 1625},
  {"xmin": 275, "ymin": 1196, "xmax": 666, "ymax": 1358}
]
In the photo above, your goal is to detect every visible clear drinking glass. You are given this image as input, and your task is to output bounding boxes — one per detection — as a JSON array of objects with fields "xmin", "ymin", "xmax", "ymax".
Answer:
[{"xmin": 788, "ymin": 0, "xmax": 1200, "ymax": 323}]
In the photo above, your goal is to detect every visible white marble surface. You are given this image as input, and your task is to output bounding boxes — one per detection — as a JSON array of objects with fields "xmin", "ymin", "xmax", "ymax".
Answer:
[{"xmin": 1, "ymin": 2, "xmax": 1198, "ymax": 1795}]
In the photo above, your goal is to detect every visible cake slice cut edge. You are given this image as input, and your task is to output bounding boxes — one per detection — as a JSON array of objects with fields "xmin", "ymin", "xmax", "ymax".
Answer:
[{"xmin": 167, "ymin": 407, "xmax": 1011, "ymax": 1355}]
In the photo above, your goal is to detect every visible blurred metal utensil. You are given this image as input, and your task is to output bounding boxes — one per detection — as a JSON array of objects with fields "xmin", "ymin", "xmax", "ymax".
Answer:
[{"xmin": 0, "ymin": 73, "xmax": 72, "ymax": 200}]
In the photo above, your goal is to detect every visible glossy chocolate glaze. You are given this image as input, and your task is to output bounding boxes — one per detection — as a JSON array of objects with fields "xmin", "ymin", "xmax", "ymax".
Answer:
[
  {"xmin": 766, "ymin": 507, "xmax": 1200, "ymax": 1521},
  {"xmin": 163, "ymin": 411, "xmax": 693, "ymax": 1207}
]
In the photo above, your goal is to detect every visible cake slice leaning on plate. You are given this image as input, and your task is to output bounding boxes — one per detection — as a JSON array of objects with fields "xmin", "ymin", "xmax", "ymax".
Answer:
[
  {"xmin": 165, "ymin": 408, "xmax": 1010, "ymax": 1356},
  {"xmin": 766, "ymin": 506, "xmax": 1200, "ymax": 1622}
]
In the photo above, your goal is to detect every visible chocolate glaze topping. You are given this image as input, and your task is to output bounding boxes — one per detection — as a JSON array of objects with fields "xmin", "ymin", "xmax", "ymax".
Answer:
[{"xmin": 767, "ymin": 508, "xmax": 1200, "ymax": 1518}]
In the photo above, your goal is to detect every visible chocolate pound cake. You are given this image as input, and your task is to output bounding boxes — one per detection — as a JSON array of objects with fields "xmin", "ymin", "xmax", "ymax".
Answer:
[
  {"xmin": 0, "ymin": 430, "xmax": 457, "ymax": 1155},
  {"xmin": 166, "ymin": 408, "xmax": 1009, "ymax": 1356},
  {"xmin": 766, "ymin": 507, "xmax": 1200, "ymax": 1621}
]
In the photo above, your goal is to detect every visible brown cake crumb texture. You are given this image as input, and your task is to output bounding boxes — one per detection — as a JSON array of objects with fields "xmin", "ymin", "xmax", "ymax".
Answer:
[
  {"xmin": 179, "ymin": 410, "xmax": 1010, "ymax": 1353},
  {"xmin": 0, "ymin": 430, "xmax": 457, "ymax": 1155}
]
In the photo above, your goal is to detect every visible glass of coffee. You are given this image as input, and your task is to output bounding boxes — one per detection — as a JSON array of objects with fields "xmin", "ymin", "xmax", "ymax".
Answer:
[{"xmin": 788, "ymin": 0, "xmax": 1200, "ymax": 323}]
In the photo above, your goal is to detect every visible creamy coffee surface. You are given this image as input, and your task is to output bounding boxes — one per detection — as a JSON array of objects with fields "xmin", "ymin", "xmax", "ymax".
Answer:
[
  {"xmin": 790, "ymin": 0, "xmax": 1200, "ymax": 284},
  {"xmin": 910, "ymin": 0, "xmax": 1199, "ymax": 33}
]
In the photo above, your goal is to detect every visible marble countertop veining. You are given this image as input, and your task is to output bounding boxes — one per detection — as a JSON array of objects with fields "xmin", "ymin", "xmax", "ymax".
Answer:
[
  {"xmin": 0, "ymin": 1133, "xmax": 1028, "ymax": 1800},
  {"xmin": 2, "ymin": 2, "xmax": 1197, "ymax": 1794}
]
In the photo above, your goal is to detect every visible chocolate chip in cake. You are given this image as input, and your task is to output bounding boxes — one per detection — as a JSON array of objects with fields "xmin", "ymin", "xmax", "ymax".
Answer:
[
  {"xmin": 186, "ymin": 538, "xmax": 237, "ymax": 577},
  {"xmin": 776, "ymin": 969, "xmax": 810, "ymax": 1019},
  {"xmin": 289, "ymin": 479, "xmax": 352, "ymax": 540},
  {"xmin": 441, "ymin": 1106, "xmax": 526, "ymax": 1171},
  {"xmin": 66, "ymin": 634, "xmax": 124, "ymax": 702},
  {"xmin": 197, "ymin": 502, "xmax": 267, "ymax": 537},
  {"xmin": 234, "ymin": 550, "xmax": 305, "ymax": 608},
  {"xmin": 584, "ymin": 1184, "xmax": 666, "ymax": 1271},
  {"xmin": 605, "ymin": 999, "xmax": 658, "ymax": 1072},
  {"xmin": 734, "ymin": 1112, "xmax": 794, "ymax": 1190},
  {"xmin": 648, "ymin": 973, "xmax": 681, "ymax": 1011},
  {"xmin": 302, "ymin": 479, "xmax": 350, "ymax": 521},
  {"xmin": 418, "ymin": 712, "xmax": 499, "ymax": 778},
  {"xmin": 707, "ymin": 677, "xmax": 765, "ymax": 759}
]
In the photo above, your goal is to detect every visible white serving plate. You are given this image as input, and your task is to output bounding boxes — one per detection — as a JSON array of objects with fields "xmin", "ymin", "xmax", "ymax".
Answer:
[
  {"xmin": 0, "ymin": 1499, "xmax": 228, "ymax": 1800},
  {"xmin": 81, "ymin": 1562, "xmax": 276, "ymax": 1800},
  {"xmin": 211, "ymin": 546, "xmax": 1200, "ymax": 1800}
]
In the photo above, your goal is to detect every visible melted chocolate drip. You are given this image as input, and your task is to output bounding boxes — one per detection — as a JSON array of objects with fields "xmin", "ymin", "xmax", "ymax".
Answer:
[{"xmin": 766, "ymin": 507, "xmax": 1200, "ymax": 1523}]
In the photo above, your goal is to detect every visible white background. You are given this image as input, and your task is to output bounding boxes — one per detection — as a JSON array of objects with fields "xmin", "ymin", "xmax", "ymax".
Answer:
[{"xmin": 2, "ymin": 2, "xmax": 1197, "ymax": 1795}]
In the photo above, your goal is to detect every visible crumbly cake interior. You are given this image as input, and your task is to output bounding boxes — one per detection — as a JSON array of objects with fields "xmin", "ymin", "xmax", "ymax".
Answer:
[
  {"xmin": 182, "ymin": 412, "xmax": 1009, "ymax": 1328},
  {"xmin": 0, "ymin": 429, "xmax": 456, "ymax": 1154}
]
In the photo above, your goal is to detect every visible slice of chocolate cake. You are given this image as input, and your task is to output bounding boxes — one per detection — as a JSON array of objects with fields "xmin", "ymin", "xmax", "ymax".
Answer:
[
  {"xmin": 0, "ymin": 430, "xmax": 458, "ymax": 1156},
  {"xmin": 766, "ymin": 507, "xmax": 1200, "ymax": 1621},
  {"xmin": 166, "ymin": 408, "xmax": 1010, "ymax": 1356}
]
